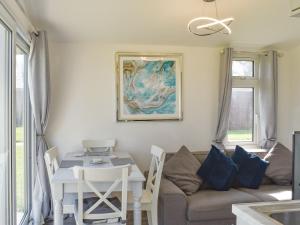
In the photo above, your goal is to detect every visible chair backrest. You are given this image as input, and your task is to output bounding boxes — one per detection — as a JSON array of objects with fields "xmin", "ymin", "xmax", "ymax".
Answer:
[
  {"xmin": 73, "ymin": 165, "xmax": 129, "ymax": 224},
  {"xmin": 44, "ymin": 147, "xmax": 60, "ymax": 196},
  {"xmin": 146, "ymin": 145, "xmax": 166, "ymax": 209},
  {"xmin": 82, "ymin": 139, "xmax": 116, "ymax": 153}
]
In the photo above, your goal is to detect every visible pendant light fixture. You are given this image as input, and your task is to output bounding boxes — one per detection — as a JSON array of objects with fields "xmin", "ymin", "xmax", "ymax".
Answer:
[{"xmin": 188, "ymin": 0, "xmax": 234, "ymax": 36}]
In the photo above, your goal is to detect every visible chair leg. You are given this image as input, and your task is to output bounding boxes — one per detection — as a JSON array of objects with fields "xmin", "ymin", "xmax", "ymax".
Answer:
[
  {"xmin": 151, "ymin": 208, "xmax": 158, "ymax": 225},
  {"xmin": 147, "ymin": 210, "xmax": 152, "ymax": 225}
]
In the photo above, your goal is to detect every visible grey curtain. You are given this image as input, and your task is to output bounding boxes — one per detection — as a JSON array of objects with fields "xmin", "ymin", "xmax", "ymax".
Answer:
[
  {"xmin": 259, "ymin": 51, "xmax": 278, "ymax": 149},
  {"xmin": 28, "ymin": 31, "xmax": 51, "ymax": 225},
  {"xmin": 214, "ymin": 48, "xmax": 233, "ymax": 149}
]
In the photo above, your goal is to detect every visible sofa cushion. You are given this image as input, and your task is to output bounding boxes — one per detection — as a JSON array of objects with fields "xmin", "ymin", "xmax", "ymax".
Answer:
[
  {"xmin": 197, "ymin": 145, "xmax": 238, "ymax": 191},
  {"xmin": 232, "ymin": 145, "xmax": 269, "ymax": 189},
  {"xmin": 238, "ymin": 185, "xmax": 292, "ymax": 201},
  {"xmin": 165, "ymin": 151, "xmax": 210, "ymax": 164},
  {"xmin": 163, "ymin": 146, "xmax": 203, "ymax": 195},
  {"xmin": 264, "ymin": 142, "xmax": 293, "ymax": 185},
  {"xmin": 186, "ymin": 188, "xmax": 259, "ymax": 221},
  {"xmin": 261, "ymin": 176, "xmax": 273, "ymax": 185}
]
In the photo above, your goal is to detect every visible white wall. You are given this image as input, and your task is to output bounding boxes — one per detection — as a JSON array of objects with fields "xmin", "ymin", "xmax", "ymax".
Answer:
[
  {"xmin": 289, "ymin": 47, "xmax": 300, "ymax": 134},
  {"xmin": 277, "ymin": 46, "xmax": 300, "ymax": 149},
  {"xmin": 47, "ymin": 42, "xmax": 220, "ymax": 170},
  {"xmin": 277, "ymin": 51, "xmax": 293, "ymax": 149},
  {"xmin": 46, "ymin": 41, "xmax": 298, "ymax": 169}
]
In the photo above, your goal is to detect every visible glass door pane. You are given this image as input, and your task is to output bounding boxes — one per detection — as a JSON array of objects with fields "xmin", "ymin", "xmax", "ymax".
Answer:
[
  {"xmin": 0, "ymin": 21, "xmax": 11, "ymax": 225},
  {"xmin": 16, "ymin": 46, "xmax": 28, "ymax": 224}
]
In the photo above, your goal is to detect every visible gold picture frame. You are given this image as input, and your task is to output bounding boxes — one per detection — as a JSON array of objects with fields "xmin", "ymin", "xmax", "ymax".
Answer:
[{"xmin": 115, "ymin": 52, "xmax": 183, "ymax": 121}]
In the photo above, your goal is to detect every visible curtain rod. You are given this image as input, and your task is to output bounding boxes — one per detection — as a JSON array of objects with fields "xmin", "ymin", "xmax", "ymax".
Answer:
[{"xmin": 220, "ymin": 49, "xmax": 284, "ymax": 57}]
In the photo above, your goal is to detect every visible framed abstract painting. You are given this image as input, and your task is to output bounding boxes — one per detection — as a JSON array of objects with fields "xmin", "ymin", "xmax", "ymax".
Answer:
[{"xmin": 115, "ymin": 52, "xmax": 183, "ymax": 121}]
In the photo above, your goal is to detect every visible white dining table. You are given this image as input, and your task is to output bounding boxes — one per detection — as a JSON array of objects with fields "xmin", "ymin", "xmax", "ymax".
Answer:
[{"xmin": 51, "ymin": 151, "xmax": 146, "ymax": 225}]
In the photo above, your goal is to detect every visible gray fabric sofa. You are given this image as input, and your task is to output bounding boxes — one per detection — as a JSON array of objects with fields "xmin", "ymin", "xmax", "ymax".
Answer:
[{"xmin": 158, "ymin": 150, "xmax": 292, "ymax": 225}]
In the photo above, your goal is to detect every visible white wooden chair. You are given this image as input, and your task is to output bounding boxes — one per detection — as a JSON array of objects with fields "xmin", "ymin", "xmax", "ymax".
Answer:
[
  {"xmin": 72, "ymin": 165, "xmax": 130, "ymax": 225},
  {"xmin": 82, "ymin": 139, "xmax": 116, "ymax": 153},
  {"xmin": 44, "ymin": 147, "xmax": 76, "ymax": 214},
  {"xmin": 117, "ymin": 145, "xmax": 166, "ymax": 225}
]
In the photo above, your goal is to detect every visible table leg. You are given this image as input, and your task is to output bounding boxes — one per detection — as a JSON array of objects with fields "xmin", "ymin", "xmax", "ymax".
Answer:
[
  {"xmin": 53, "ymin": 183, "xmax": 63, "ymax": 225},
  {"xmin": 132, "ymin": 182, "xmax": 143, "ymax": 225}
]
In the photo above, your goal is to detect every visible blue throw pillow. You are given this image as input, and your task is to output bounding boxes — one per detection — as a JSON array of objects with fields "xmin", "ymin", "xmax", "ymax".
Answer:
[
  {"xmin": 197, "ymin": 145, "xmax": 238, "ymax": 191},
  {"xmin": 232, "ymin": 145, "xmax": 269, "ymax": 189}
]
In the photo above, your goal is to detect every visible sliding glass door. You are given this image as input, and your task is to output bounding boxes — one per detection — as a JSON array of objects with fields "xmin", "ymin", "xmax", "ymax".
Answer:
[
  {"xmin": 15, "ymin": 43, "xmax": 31, "ymax": 225},
  {"xmin": 0, "ymin": 5, "xmax": 32, "ymax": 225},
  {"xmin": 16, "ymin": 46, "xmax": 25, "ymax": 224},
  {"xmin": 0, "ymin": 3, "xmax": 33, "ymax": 224},
  {"xmin": 0, "ymin": 20, "xmax": 12, "ymax": 225}
]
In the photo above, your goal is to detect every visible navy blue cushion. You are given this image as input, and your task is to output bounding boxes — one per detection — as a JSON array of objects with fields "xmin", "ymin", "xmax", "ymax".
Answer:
[
  {"xmin": 197, "ymin": 145, "xmax": 238, "ymax": 191},
  {"xmin": 232, "ymin": 145, "xmax": 269, "ymax": 189}
]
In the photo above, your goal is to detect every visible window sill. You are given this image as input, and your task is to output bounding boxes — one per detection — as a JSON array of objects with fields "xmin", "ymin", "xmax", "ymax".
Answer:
[
  {"xmin": 225, "ymin": 146, "xmax": 268, "ymax": 157},
  {"xmin": 225, "ymin": 146, "xmax": 268, "ymax": 152}
]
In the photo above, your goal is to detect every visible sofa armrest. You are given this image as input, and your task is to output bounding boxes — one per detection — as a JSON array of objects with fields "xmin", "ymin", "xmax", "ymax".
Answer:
[{"xmin": 158, "ymin": 177, "xmax": 187, "ymax": 225}]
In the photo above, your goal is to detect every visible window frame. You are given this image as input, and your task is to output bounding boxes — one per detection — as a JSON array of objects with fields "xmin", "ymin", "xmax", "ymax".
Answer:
[
  {"xmin": 0, "ymin": 3, "xmax": 33, "ymax": 225},
  {"xmin": 14, "ymin": 36, "xmax": 32, "ymax": 225},
  {"xmin": 0, "ymin": 5, "xmax": 16, "ymax": 225},
  {"xmin": 0, "ymin": 19, "xmax": 13, "ymax": 225},
  {"xmin": 225, "ymin": 53, "xmax": 260, "ymax": 148}
]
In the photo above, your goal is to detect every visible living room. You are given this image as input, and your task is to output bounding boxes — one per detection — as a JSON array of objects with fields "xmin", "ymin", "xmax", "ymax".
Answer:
[{"xmin": 1, "ymin": 0, "xmax": 300, "ymax": 225}]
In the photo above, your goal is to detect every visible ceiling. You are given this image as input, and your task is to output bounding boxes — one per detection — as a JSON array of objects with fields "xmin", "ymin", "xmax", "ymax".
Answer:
[{"xmin": 23, "ymin": 0, "xmax": 300, "ymax": 48}]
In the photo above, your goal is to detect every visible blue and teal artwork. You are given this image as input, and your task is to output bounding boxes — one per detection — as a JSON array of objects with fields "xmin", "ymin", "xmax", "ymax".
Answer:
[{"xmin": 122, "ymin": 59, "xmax": 177, "ymax": 116}]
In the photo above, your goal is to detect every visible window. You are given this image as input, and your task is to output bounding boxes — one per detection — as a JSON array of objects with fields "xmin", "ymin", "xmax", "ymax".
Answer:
[
  {"xmin": 0, "ymin": 19, "xmax": 12, "ymax": 225},
  {"xmin": 232, "ymin": 60, "xmax": 254, "ymax": 77},
  {"xmin": 0, "ymin": 4, "xmax": 32, "ymax": 225},
  {"xmin": 226, "ymin": 56, "xmax": 259, "ymax": 146},
  {"xmin": 15, "ymin": 43, "xmax": 31, "ymax": 225},
  {"xmin": 228, "ymin": 88, "xmax": 254, "ymax": 142}
]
